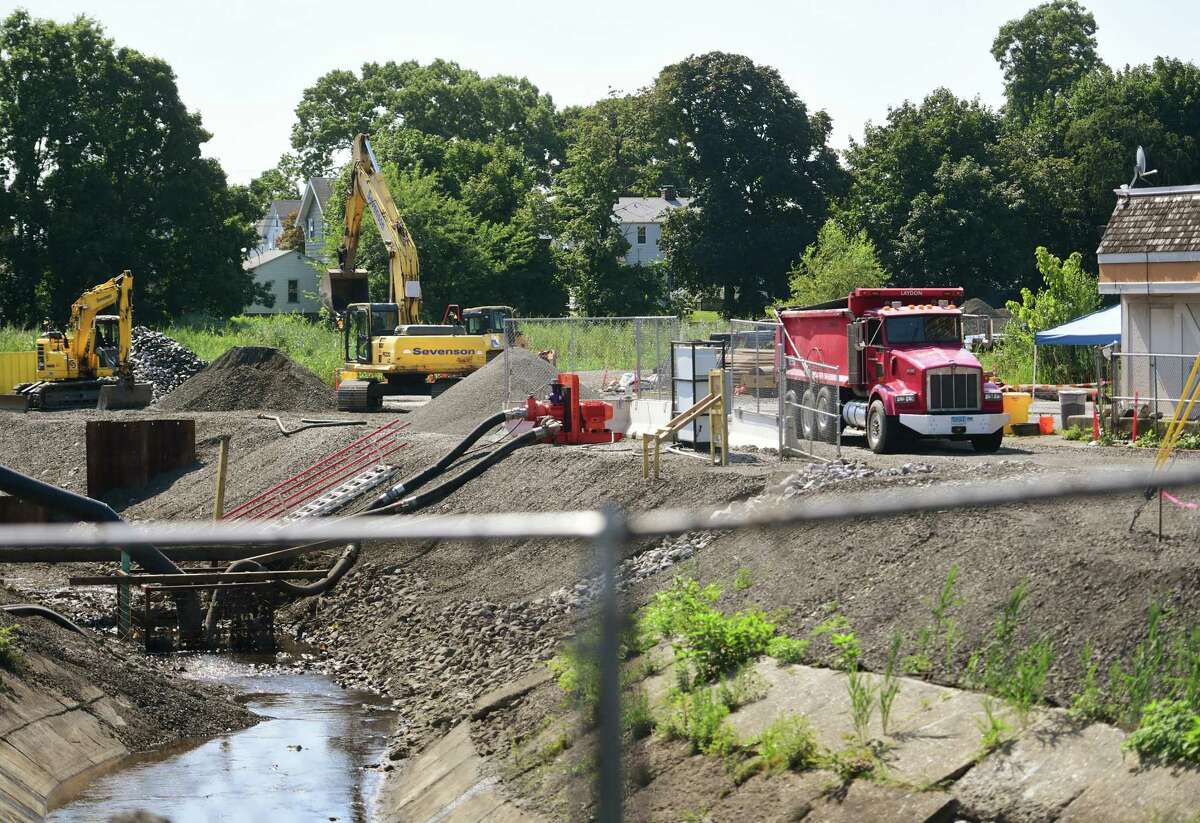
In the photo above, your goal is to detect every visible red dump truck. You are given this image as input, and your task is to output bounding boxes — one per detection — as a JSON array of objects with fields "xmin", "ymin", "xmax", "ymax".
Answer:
[{"xmin": 777, "ymin": 287, "xmax": 1008, "ymax": 454}]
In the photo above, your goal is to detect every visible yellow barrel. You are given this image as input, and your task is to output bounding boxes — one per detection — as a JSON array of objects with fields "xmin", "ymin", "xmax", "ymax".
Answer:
[{"xmin": 1003, "ymin": 392, "xmax": 1032, "ymax": 434}]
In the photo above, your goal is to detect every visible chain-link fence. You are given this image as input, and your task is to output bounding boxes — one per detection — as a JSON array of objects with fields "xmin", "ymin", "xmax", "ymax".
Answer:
[
  {"xmin": 721, "ymin": 320, "xmax": 779, "ymax": 417},
  {"xmin": 502, "ymin": 316, "xmax": 679, "ymax": 407}
]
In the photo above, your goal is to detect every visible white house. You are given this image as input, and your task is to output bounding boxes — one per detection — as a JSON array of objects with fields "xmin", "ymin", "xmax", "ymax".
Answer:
[
  {"xmin": 255, "ymin": 198, "xmax": 301, "ymax": 254},
  {"xmin": 243, "ymin": 248, "xmax": 322, "ymax": 316},
  {"xmin": 613, "ymin": 186, "xmax": 692, "ymax": 266},
  {"xmin": 295, "ymin": 177, "xmax": 334, "ymax": 259},
  {"xmin": 1097, "ymin": 184, "xmax": 1200, "ymax": 414}
]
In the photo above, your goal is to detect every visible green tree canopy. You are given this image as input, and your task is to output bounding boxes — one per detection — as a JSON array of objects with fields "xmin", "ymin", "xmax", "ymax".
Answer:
[
  {"xmin": 290, "ymin": 59, "xmax": 561, "ymax": 180},
  {"xmin": 655, "ymin": 52, "xmax": 844, "ymax": 316},
  {"xmin": 992, "ymin": 0, "xmax": 1102, "ymax": 121},
  {"xmin": 0, "ymin": 11, "xmax": 262, "ymax": 324},
  {"xmin": 784, "ymin": 220, "xmax": 888, "ymax": 307}
]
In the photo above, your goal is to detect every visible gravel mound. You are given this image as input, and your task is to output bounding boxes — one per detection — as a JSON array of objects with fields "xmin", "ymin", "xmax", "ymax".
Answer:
[
  {"xmin": 156, "ymin": 346, "xmax": 334, "ymax": 412},
  {"xmin": 129, "ymin": 327, "xmax": 206, "ymax": 399},
  {"xmin": 408, "ymin": 347, "xmax": 587, "ymax": 435}
]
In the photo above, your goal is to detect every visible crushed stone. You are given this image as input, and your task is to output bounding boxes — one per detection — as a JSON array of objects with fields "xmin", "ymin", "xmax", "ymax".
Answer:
[
  {"xmin": 129, "ymin": 327, "xmax": 206, "ymax": 399},
  {"xmin": 155, "ymin": 346, "xmax": 334, "ymax": 412}
]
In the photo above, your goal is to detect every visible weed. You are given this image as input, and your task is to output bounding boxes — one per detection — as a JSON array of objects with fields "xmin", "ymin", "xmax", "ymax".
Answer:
[
  {"xmin": 733, "ymin": 567, "xmax": 754, "ymax": 591},
  {"xmin": 1070, "ymin": 643, "xmax": 1110, "ymax": 723},
  {"xmin": 767, "ymin": 634, "xmax": 809, "ymax": 665},
  {"xmin": 832, "ymin": 630, "xmax": 876, "ymax": 745},
  {"xmin": 966, "ymin": 582, "xmax": 1055, "ymax": 721},
  {"xmin": 1134, "ymin": 426, "xmax": 1161, "ymax": 448},
  {"xmin": 622, "ymin": 689, "xmax": 655, "ymax": 739},
  {"xmin": 879, "ymin": 631, "xmax": 904, "ymax": 735},
  {"xmin": 0, "ymin": 624, "xmax": 20, "ymax": 670},
  {"xmin": 662, "ymin": 687, "xmax": 738, "ymax": 756},
  {"xmin": 718, "ymin": 666, "xmax": 768, "ymax": 709},
  {"xmin": 1176, "ymin": 431, "xmax": 1200, "ymax": 451},
  {"xmin": 1110, "ymin": 602, "xmax": 1170, "ymax": 725},
  {"xmin": 1008, "ymin": 637, "xmax": 1054, "ymax": 723},
  {"xmin": 1096, "ymin": 428, "xmax": 1118, "ymax": 447},
  {"xmin": 826, "ymin": 745, "xmax": 878, "ymax": 783},
  {"xmin": 642, "ymin": 576, "xmax": 722, "ymax": 641},
  {"xmin": 1062, "ymin": 425, "xmax": 1090, "ymax": 441},
  {"xmin": 976, "ymin": 697, "xmax": 1012, "ymax": 757},
  {"xmin": 757, "ymin": 714, "xmax": 819, "ymax": 772},
  {"xmin": 538, "ymin": 732, "xmax": 574, "ymax": 762},
  {"xmin": 1122, "ymin": 700, "xmax": 1200, "ymax": 765},
  {"xmin": 905, "ymin": 565, "xmax": 962, "ymax": 674}
]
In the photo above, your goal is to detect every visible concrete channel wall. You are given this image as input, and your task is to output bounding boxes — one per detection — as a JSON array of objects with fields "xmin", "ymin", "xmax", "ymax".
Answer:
[{"xmin": 0, "ymin": 649, "xmax": 131, "ymax": 821}]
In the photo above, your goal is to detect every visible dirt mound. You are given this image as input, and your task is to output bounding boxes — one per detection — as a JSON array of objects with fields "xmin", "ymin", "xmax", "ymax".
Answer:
[
  {"xmin": 407, "ymin": 347, "xmax": 592, "ymax": 436},
  {"xmin": 156, "ymin": 346, "xmax": 334, "ymax": 412}
]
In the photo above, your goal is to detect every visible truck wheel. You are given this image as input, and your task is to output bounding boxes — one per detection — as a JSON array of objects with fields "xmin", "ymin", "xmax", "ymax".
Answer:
[
  {"xmin": 800, "ymin": 386, "xmax": 818, "ymax": 441},
  {"xmin": 816, "ymin": 386, "xmax": 839, "ymax": 444},
  {"xmin": 971, "ymin": 431, "xmax": 1004, "ymax": 453},
  {"xmin": 866, "ymin": 398, "xmax": 898, "ymax": 454}
]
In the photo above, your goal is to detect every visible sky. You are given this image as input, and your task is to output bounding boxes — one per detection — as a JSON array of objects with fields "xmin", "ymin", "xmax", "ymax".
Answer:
[{"xmin": 6, "ymin": 0, "xmax": 1197, "ymax": 186}]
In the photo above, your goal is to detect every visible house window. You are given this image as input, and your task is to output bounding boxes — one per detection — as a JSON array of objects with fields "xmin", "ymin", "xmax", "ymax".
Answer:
[
  {"xmin": 307, "ymin": 217, "xmax": 315, "ymax": 237},
  {"xmin": 287, "ymin": 280, "xmax": 299, "ymax": 304},
  {"xmin": 636, "ymin": 225, "xmax": 647, "ymax": 245}
]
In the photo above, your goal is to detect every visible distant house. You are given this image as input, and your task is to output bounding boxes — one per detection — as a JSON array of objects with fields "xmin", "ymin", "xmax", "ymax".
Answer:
[
  {"xmin": 613, "ymin": 186, "xmax": 692, "ymax": 266},
  {"xmin": 256, "ymin": 198, "xmax": 301, "ymax": 254},
  {"xmin": 295, "ymin": 177, "xmax": 334, "ymax": 259},
  {"xmin": 1097, "ymin": 184, "xmax": 1200, "ymax": 413},
  {"xmin": 243, "ymin": 248, "xmax": 321, "ymax": 316}
]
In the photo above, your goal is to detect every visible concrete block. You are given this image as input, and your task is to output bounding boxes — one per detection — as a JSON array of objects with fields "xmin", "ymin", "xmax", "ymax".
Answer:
[
  {"xmin": 1058, "ymin": 757, "xmax": 1200, "ymax": 823},
  {"xmin": 805, "ymin": 780, "xmax": 955, "ymax": 822}
]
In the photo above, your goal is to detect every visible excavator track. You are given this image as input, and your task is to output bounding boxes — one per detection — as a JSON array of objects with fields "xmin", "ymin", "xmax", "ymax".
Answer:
[{"xmin": 336, "ymin": 379, "xmax": 382, "ymax": 412}]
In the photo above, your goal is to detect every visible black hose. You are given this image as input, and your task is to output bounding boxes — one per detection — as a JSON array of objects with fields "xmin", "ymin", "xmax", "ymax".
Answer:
[
  {"xmin": 203, "ymin": 543, "xmax": 361, "ymax": 643},
  {"xmin": 367, "ymin": 409, "xmax": 520, "ymax": 511},
  {"xmin": 1, "ymin": 603, "xmax": 91, "ymax": 637},
  {"xmin": 370, "ymin": 422, "xmax": 556, "ymax": 516},
  {"xmin": 0, "ymin": 464, "xmax": 203, "ymax": 640}
]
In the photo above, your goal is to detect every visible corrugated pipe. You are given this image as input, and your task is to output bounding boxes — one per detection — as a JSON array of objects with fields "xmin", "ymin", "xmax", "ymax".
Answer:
[
  {"xmin": 0, "ymin": 464, "xmax": 203, "ymax": 640},
  {"xmin": 1, "ymin": 603, "xmax": 91, "ymax": 637}
]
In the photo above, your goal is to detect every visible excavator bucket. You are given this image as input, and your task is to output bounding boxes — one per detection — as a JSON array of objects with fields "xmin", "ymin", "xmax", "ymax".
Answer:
[
  {"xmin": 96, "ymin": 381, "xmax": 152, "ymax": 410},
  {"xmin": 320, "ymin": 269, "xmax": 370, "ymax": 315}
]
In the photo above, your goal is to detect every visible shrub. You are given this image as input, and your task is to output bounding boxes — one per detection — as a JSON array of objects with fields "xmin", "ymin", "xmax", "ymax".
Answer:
[
  {"xmin": 757, "ymin": 714, "xmax": 819, "ymax": 772},
  {"xmin": 1122, "ymin": 700, "xmax": 1200, "ymax": 765},
  {"xmin": 641, "ymin": 576, "xmax": 722, "ymax": 641},
  {"xmin": 733, "ymin": 567, "xmax": 753, "ymax": 591},
  {"xmin": 1062, "ymin": 425, "xmax": 1089, "ymax": 441},
  {"xmin": 767, "ymin": 634, "xmax": 809, "ymax": 665},
  {"xmin": 0, "ymin": 624, "xmax": 20, "ymax": 670},
  {"xmin": 623, "ymin": 689, "xmax": 655, "ymax": 739},
  {"xmin": 662, "ymin": 687, "xmax": 737, "ymax": 756}
]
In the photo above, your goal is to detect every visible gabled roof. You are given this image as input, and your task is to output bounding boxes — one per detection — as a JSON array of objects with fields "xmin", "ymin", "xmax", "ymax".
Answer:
[
  {"xmin": 297, "ymin": 177, "xmax": 335, "ymax": 220},
  {"xmin": 1098, "ymin": 184, "xmax": 1200, "ymax": 261},
  {"xmin": 268, "ymin": 199, "xmax": 301, "ymax": 220},
  {"xmin": 243, "ymin": 248, "xmax": 300, "ymax": 271},
  {"xmin": 613, "ymin": 194, "xmax": 692, "ymax": 224}
]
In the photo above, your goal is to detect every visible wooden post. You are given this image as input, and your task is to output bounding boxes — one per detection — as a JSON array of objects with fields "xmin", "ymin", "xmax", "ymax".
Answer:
[
  {"xmin": 117, "ymin": 551, "xmax": 130, "ymax": 637},
  {"xmin": 213, "ymin": 436, "xmax": 231, "ymax": 520}
]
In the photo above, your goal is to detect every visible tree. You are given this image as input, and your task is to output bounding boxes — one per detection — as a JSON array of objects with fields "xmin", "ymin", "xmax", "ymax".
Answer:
[
  {"xmin": 550, "ymin": 107, "xmax": 645, "ymax": 315},
  {"xmin": 784, "ymin": 220, "xmax": 888, "ymax": 307},
  {"xmin": 995, "ymin": 247, "xmax": 1100, "ymax": 383},
  {"xmin": 655, "ymin": 52, "xmax": 844, "ymax": 317},
  {"xmin": 0, "ymin": 11, "xmax": 264, "ymax": 324},
  {"xmin": 290, "ymin": 60, "xmax": 560, "ymax": 180},
  {"xmin": 842, "ymin": 89, "xmax": 1035, "ymax": 300},
  {"xmin": 247, "ymin": 166, "xmax": 300, "ymax": 215},
  {"xmin": 992, "ymin": 0, "xmax": 1102, "ymax": 121},
  {"xmin": 277, "ymin": 212, "xmax": 305, "ymax": 251}
]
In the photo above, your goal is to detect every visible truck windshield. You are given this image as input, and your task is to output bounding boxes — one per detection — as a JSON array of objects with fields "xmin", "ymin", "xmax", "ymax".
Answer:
[{"xmin": 885, "ymin": 315, "xmax": 961, "ymax": 345}]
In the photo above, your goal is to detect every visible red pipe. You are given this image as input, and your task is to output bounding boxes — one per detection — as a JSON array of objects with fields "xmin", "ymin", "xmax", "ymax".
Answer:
[
  {"xmin": 247, "ymin": 442, "xmax": 409, "ymax": 519},
  {"xmin": 223, "ymin": 420, "xmax": 408, "ymax": 519}
]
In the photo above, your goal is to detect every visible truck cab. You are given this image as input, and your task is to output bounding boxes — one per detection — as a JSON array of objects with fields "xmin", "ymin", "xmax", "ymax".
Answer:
[{"xmin": 779, "ymin": 288, "xmax": 1007, "ymax": 454}]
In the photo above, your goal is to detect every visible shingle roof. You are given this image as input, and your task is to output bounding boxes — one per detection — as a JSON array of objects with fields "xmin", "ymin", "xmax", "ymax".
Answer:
[
  {"xmin": 1098, "ymin": 185, "xmax": 1200, "ymax": 256},
  {"xmin": 309, "ymin": 178, "xmax": 333, "ymax": 211},
  {"xmin": 268, "ymin": 199, "xmax": 301, "ymax": 220},
  {"xmin": 613, "ymin": 194, "xmax": 692, "ymax": 224},
  {"xmin": 242, "ymin": 248, "xmax": 298, "ymax": 270}
]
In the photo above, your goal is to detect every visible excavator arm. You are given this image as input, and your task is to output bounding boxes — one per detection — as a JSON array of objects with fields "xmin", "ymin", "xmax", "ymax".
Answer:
[
  {"xmin": 66, "ymin": 271, "xmax": 132, "ymax": 370},
  {"xmin": 322, "ymin": 134, "xmax": 422, "ymax": 324}
]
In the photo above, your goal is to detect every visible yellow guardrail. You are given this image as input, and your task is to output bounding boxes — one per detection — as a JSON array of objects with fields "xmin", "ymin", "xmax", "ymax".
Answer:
[{"xmin": 0, "ymin": 351, "xmax": 36, "ymax": 393}]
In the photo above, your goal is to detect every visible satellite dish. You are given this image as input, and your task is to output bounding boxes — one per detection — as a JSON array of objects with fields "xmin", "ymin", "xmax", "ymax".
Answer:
[{"xmin": 1130, "ymin": 145, "xmax": 1159, "ymax": 188}]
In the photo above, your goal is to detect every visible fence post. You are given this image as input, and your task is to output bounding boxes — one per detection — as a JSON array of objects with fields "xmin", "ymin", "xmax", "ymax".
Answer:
[
  {"xmin": 777, "ymin": 334, "xmax": 785, "ymax": 459},
  {"xmin": 595, "ymin": 505, "xmax": 626, "ymax": 823},
  {"xmin": 634, "ymin": 318, "xmax": 643, "ymax": 400}
]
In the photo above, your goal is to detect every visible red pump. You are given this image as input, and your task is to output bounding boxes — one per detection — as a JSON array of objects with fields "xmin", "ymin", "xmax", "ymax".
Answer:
[{"xmin": 525, "ymin": 373, "xmax": 623, "ymax": 445}]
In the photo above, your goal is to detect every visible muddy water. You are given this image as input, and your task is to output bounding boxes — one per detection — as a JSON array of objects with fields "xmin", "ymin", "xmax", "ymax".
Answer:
[{"xmin": 47, "ymin": 655, "xmax": 393, "ymax": 823}]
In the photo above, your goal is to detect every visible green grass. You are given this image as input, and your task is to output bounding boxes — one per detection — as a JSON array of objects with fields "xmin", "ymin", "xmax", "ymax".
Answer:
[
  {"xmin": 514, "ymin": 317, "xmax": 729, "ymax": 373},
  {"xmin": 164, "ymin": 315, "xmax": 343, "ymax": 384},
  {"xmin": 0, "ymin": 624, "xmax": 20, "ymax": 670},
  {"xmin": 0, "ymin": 326, "xmax": 37, "ymax": 351}
]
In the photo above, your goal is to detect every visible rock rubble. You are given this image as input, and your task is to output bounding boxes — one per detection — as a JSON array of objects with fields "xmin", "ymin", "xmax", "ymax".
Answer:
[{"xmin": 129, "ymin": 327, "xmax": 206, "ymax": 399}]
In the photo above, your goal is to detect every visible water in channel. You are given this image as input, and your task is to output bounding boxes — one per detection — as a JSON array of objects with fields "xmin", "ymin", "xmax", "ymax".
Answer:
[{"xmin": 46, "ymin": 654, "xmax": 393, "ymax": 823}]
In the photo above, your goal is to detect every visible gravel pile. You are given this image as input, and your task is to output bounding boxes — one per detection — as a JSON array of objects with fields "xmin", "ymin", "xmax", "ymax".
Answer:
[
  {"xmin": 407, "ymin": 348, "xmax": 593, "ymax": 436},
  {"xmin": 129, "ymin": 327, "xmax": 206, "ymax": 399},
  {"xmin": 156, "ymin": 346, "xmax": 334, "ymax": 412},
  {"xmin": 775, "ymin": 458, "xmax": 935, "ymax": 497}
]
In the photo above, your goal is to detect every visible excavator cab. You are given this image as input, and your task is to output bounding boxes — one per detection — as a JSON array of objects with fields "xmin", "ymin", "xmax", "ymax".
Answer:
[
  {"xmin": 461, "ymin": 306, "xmax": 514, "ymax": 336},
  {"xmin": 344, "ymin": 303, "xmax": 401, "ymax": 364},
  {"xmin": 93, "ymin": 315, "xmax": 121, "ymax": 371}
]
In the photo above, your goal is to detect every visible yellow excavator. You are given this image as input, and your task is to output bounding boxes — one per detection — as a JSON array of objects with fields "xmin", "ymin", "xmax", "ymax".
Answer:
[
  {"xmin": 1, "ymin": 271, "xmax": 152, "ymax": 411},
  {"xmin": 321, "ymin": 134, "xmax": 517, "ymax": 411}
]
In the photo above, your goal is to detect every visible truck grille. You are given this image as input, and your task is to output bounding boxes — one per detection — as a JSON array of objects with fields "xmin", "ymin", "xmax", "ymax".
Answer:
[{"xmin": 927, "ymin": 367, "xmax": 980, "ymax": 411}]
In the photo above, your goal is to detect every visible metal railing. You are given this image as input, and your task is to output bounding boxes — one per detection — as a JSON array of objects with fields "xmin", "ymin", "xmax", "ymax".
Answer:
[{"xmin": 1109, "ymin": 350, "xmax": 1200, "ymax": 423}]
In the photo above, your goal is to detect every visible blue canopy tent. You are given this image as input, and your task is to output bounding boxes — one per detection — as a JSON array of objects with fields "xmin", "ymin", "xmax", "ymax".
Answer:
[{"xmin": 1030, "ymin": 304, "xmax": 1121, "ymax": 391}]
